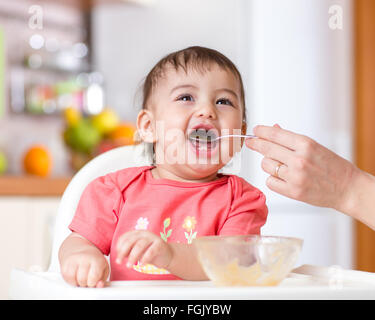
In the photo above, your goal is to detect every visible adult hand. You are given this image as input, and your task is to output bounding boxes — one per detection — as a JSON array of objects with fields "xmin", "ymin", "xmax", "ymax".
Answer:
[{"xmin": 245, "ymin": 124, "xmax": 357, "ymax": 213}]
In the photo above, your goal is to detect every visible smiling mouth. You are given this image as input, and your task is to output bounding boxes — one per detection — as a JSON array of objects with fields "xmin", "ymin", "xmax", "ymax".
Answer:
[{"xmin": 188, "ymin": 129, "xmax": 218, "ymax": 152}]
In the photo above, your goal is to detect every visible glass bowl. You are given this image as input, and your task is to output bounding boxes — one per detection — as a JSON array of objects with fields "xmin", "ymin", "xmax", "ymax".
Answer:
[{"xmin": 194, "ymin": 235, "xmax": 303, "ymax": 287}]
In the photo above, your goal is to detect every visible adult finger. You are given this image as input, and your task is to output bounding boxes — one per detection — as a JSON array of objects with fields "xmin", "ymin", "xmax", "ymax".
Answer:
[
  {"xmin": 261, "ymin": 157, "xmax": 288, "ymax": 181},
  {"xmin": 246, "ymin": 137, "xmax": 294, "ymax": 165},
  {"xmin": 252, "ymin": 125, "xmax": 301, "ymax": 151},
  {"xmin": 265, "ymin": 175, "xmax": 289, "ymax": 197}
]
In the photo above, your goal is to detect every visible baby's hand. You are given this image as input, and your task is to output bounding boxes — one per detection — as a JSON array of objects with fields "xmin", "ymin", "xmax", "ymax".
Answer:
[
  {"xmin": 116, "ymin": 230, "xmax": 173, "ymax": 269},
  {"xmin": 61, "ymin": 248, "xmax": 109, "ymax": 288}
]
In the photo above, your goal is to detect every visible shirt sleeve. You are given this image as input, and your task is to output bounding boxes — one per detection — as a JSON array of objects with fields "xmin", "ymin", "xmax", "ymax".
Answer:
[
  {"xmin": 68, "ymin": 174, "xmax": 123, "ymax": 255},
  {"xmin": 218, "ymin": 176, "xmax": 268, "ymax": 236}
]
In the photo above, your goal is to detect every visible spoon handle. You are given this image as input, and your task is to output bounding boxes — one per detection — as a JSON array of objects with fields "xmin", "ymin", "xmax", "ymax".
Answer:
[{"xmin": 215, "ymin": 134, "xmax": 256, "ymax": 140}]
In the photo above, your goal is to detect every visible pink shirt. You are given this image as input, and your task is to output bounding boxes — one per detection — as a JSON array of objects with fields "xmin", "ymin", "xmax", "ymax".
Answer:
[{"xmin": 69, "ymin": 166, "xmax": 268, "ymax": 280}]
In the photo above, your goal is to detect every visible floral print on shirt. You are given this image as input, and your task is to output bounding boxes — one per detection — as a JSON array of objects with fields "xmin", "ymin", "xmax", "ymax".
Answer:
[
  {"xmin": 131, "ymin": 215, "xmax": 199, "ymax": 275},
  {"xmin": 135, "ymin": 217, "xmax": 149, "ymax": 230},
  {"xmin": 160, "ymin": 217, "xmax": 172, "ymax": 242},
  {"xmin": 182, "ymin": 216, "xmax": 198, "ymax": 244}
]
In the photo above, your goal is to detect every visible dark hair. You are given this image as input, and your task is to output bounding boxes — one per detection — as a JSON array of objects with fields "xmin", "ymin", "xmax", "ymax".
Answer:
[{"xmin": 141, "ymin": 46, "xmax": 246, "ymax": 123}]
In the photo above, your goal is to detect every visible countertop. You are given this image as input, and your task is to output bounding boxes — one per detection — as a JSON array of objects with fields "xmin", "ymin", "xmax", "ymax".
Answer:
[{"xmin": 0, "ymin": 175, "xmax": 72, "ymax": 196}]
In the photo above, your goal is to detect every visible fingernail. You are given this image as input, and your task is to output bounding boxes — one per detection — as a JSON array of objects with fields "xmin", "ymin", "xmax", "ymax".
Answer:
[
  {"xmin": 116, "ymin": 258, "xmax": 121, "ymax": 264},
  {"xmin": 126, "ymin": 262, "xmax": 132, "ymax": 268}
]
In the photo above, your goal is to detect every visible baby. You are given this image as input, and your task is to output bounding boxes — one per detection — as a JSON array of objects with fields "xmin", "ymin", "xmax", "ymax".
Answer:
[{"xmin": 58, "ymin": 46, "xmax": 268, "ymax": 287}]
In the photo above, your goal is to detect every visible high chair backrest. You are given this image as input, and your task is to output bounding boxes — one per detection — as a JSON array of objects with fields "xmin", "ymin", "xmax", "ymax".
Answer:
[{"xmin": 48, "ymin": 144, "xmax": 152, "ymax": 272}]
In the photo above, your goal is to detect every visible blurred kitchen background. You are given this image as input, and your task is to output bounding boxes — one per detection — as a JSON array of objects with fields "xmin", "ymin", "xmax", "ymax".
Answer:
[{"xmin": 1, "ymin": 0, "xmax": 375, "ymax": 299}]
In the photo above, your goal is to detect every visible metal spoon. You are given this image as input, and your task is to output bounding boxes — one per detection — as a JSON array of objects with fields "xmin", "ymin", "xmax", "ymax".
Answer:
[
  {"xmin": 211, "ymin": 134, "xmax": 257, "ymax": 141},
  {"xmin": 189, "ymin": 134, "xmax": 256, "ymax": 143}
]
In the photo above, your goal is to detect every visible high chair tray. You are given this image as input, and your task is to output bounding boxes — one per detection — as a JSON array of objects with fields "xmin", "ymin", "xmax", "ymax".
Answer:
[{"xmin": 8, "ymin": 265, "xmax": 375, "ymax": 300}]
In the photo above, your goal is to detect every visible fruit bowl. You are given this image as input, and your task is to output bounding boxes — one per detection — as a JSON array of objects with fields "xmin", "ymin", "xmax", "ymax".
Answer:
[{"xmin": 194, "ymin": 235, "xmax": 303, "ymax": 287}]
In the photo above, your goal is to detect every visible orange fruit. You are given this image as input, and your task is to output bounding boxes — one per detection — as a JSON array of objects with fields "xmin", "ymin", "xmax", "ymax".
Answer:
[
  {"xmin": 23, "ymin": 145, "xmax": 52, "ymax": 177},
  {"xmin": 109, "ymin": 123, "xmax": 136, "ymax": 145}
]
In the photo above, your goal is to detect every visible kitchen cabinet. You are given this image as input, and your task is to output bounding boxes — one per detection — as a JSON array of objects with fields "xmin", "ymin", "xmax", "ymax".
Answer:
[
  {"xmin": 354, "ymin": 0, "xmax": 375, "ymax": 272},
  {"xmin": 0, "ymin": 197, "xmax": 60, "ymax": 299},
  {"xmin": 0, "ymin": 176, "xmax": 70, "ymax": 196}
]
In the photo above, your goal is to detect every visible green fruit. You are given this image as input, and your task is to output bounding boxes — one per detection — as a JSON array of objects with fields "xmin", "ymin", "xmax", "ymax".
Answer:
[
  {"xmin": 0, "ymin": 151, "xmax": 8, "ymax": 174},
  {"xmin": 64, "ymin": 120, "xmax": 101, "ymax": 154}
]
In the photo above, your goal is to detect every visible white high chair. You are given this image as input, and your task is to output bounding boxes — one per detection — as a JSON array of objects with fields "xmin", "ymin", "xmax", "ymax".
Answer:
[
  {"xmin": 9, "ymin": 143, "xmax": 375, "ymax": 299},
  {"xmin": 47, "ymin": 143, "xmax": 152, "ymax": 274}
]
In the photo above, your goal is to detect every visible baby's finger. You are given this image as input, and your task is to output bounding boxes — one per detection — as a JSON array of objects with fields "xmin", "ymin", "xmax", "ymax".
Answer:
[
  {"xmin": 87, "ymin": 264, "xmax": 105, "ymax": 288},
  {"xmin": 116, "ymin": 231, "xmax": 138, "ymax": 249},
  {"xmin": 126, "ymin": 239, "xmax": 151, "ymax": 268},
  {"xmin": 96, "ymin": 280, "xmax": 107, "ymax": 288},
  {"xmin": 76, "ymin": 263, "xmax": 90, "ymax": 287},
  {"xmin": 140, "ymin": 241, "xmax": 161, "ymax": 265},
  {"xmin": 116, "ymin": 236, "xmax": 138, "ymax": 264},
  {"xmin": 62, "ymin": 263, "xmax": 78, "ymax": 287}
]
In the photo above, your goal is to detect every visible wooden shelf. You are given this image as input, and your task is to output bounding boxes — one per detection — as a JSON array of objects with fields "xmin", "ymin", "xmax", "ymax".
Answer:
[{"xmin": 0, "ymin": 175, "xmax": 72, "ymax": 196}]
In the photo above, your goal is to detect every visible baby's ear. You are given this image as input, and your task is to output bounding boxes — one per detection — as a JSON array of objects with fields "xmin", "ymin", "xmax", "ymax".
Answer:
[
  {"xmin": 241, "ymin": 122, "xmax": 247, "ymax": 136},
  {"xmin": 136, "ymin": 109, "xmax": 155, "ymax": 143},
  {"xmin": 240, "ymin": 122, "xmax": 247, "ymax": 147}
]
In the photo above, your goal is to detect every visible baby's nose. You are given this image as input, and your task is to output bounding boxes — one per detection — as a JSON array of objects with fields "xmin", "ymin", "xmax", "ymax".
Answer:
[{"xmin": 196, "ymin": 104, "xmax": 217, "ymax": 119}]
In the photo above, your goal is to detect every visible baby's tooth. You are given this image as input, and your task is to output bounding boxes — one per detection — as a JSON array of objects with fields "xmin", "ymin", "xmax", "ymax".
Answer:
[{"xmin": 198, "ymin": 142, "xmax": 208, "ymax": 151}]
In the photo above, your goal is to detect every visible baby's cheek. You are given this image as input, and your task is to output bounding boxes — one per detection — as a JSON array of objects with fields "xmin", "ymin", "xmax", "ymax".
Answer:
[
  {"xmin": 219, "ymin": 140, "xmax": 232, "ymax": 164},
  {"xmin": 220, "ymin": 137, "xmax": 242, "ymax": 163}
]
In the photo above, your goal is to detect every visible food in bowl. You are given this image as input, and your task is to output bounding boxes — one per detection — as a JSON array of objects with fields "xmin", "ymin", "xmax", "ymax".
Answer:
[{"xmin": 194, "ymin": 235, "xmax": 303, "ymax": 287}]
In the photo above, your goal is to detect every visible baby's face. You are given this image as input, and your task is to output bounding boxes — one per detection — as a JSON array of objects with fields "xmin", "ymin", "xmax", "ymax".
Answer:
[{"xmin": 141, "ymin": 63, "xmax": 245, "ymax": 179}]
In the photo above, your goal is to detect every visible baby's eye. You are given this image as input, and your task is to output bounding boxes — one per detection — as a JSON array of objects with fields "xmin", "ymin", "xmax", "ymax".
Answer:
[
  {"xmin": 177, "ymin": 94, "xmax": 194, "ymax": 102},
  {"xmin": 216, "ymin": 98, "xmax": 233, "ymax": 106}
]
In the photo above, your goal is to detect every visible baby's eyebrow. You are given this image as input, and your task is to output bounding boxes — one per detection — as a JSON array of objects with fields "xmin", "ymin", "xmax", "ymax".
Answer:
[
  {"xmin": 170, "ymin": 85, "xmax": 239, "ymax": 99},
  {"xmin": 170, "ymin": 84, "xmax": 198, "ymax": 94},
  {"xmin": 214, "ymin": 88, "xmax": 239, "ymax": 99}
]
